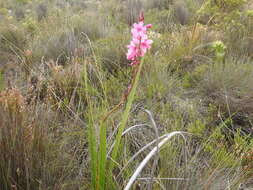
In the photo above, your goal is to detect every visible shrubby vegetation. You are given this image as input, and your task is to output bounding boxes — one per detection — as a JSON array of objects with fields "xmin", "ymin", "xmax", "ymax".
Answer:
[{"xmin": 0, "ymin": 0, "xmax": 252, "ymax": 189}]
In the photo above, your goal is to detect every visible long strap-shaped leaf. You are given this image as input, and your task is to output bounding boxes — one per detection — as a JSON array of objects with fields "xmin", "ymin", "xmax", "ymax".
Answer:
[
  {"xmin": 109, "ymin": 57, "xmax": 145, "ymax": 171},
  {"xmin": 124, "ymin": 131, "xmax": 186, "ymax": 190}
]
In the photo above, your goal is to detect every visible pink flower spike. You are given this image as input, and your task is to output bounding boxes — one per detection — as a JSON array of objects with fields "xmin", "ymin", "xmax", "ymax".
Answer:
[{"xmin": 126, "ymin": 15, "xmax": 152, "ymax": 66}]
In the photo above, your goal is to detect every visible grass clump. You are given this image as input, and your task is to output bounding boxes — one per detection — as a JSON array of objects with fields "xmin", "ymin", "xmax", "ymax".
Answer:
[
  {"xmin": 94, "ymin": 34, "xmax": 129, "ymax": 74},
  {"xmin": 0, "ymin": 89, "xmax": 47, "ymax": 189}
]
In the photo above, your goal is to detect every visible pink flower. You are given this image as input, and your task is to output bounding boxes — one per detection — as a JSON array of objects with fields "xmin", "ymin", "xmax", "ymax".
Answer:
[
  {"xmin": 131, "ymin": 22, "xmax": 145, "ymax": 38},
  {"xmin": 126, "ymin": 14, "xmax": 152, "ymax": 66},
  {"xmin": 131, "ymin": 22, "xmax": 153, "ymax": 39}
]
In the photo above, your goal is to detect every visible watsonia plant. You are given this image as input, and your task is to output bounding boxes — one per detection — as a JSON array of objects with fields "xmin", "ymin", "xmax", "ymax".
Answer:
[{"xmin": 86, "ymin": 12, "xmax": 153, "ymax": 190}]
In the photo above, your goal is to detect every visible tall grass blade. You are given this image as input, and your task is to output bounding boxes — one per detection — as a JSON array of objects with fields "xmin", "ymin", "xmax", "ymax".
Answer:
[
  {"xmin": 83, "ymin": 62, "xmax": 98, "ymax": 189},
  {"xmin": 109, "ymin": 57, "xmax": 145, "ymax": 171},
  {"xmin": 88, "ymin": 119, "xmax": 97, "ymax": 189},
  {"xmin": 97, "ymin": 121, "xmax": 107, "ymax": 190}
]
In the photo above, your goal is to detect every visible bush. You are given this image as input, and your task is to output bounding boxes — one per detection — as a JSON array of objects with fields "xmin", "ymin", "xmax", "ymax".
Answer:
[
  {"xmin": 0, "ymin": 22, "xmax": 26, "ymax": 63},
  {"xmin": 173, "ymin": 1, "xmax": 190, "ymax": 25},
  {"xmin": 193, "ymin": 59, "xmax": 253, "ymax": 134}
]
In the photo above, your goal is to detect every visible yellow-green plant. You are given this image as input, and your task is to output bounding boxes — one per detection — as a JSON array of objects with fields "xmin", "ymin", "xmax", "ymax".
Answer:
[{"xmin": 211, "ymin": 40, "xmax": 226, "ymax": 63}]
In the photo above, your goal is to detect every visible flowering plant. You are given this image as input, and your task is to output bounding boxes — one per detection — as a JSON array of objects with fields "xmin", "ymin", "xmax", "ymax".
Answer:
[
  {"xmin": 109, "ymin": 13, "xmax": 153, "ymax": 170},
  {"xmin": 94, "ymin": 13, "xmax": 153, "ymax": 190}
]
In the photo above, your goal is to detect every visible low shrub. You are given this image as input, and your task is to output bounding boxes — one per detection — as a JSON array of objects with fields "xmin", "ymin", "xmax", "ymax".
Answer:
[{"xmin": 189, "ymin": 59, "xmax": 253, "ymax": 136}]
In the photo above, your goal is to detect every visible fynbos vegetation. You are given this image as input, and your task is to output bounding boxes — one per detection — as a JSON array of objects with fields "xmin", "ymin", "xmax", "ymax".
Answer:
[{"xmin": 0, "ymin": 0, "xmax": 252, "ymax": 189}]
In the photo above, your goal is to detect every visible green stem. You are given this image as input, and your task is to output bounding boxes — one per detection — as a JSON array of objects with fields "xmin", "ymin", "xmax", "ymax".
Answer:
[{"xmin": 109, "ymin": 57, "xmax": 145, "ymax": 171}]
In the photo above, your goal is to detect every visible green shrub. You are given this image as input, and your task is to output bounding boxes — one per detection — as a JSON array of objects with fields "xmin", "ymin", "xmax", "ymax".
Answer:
[{"xmin": 94, "ymin": 34, "xmax": 129, "ymax": 73}]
